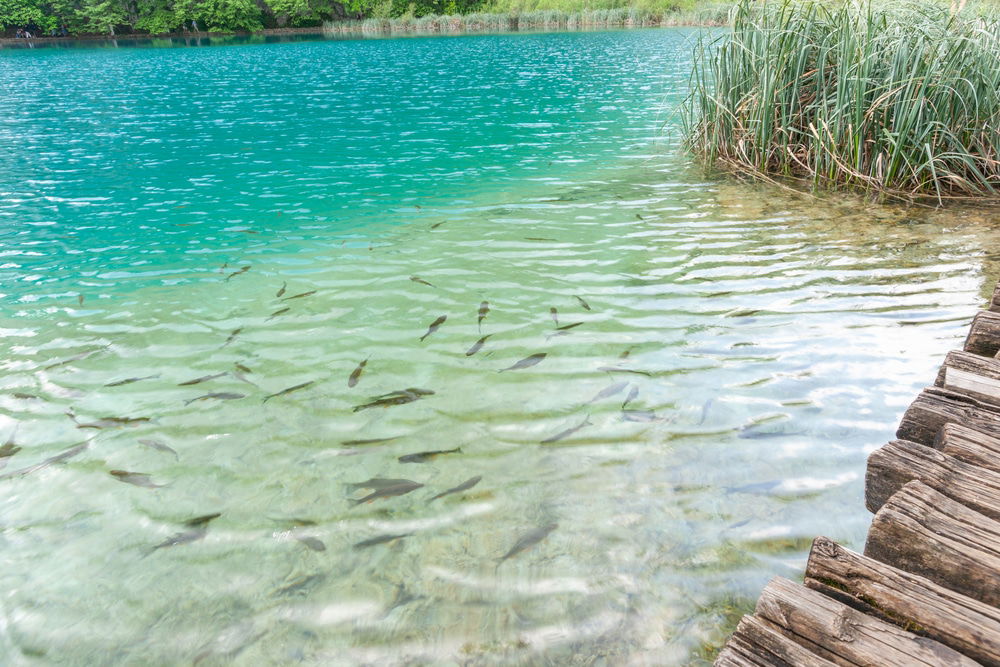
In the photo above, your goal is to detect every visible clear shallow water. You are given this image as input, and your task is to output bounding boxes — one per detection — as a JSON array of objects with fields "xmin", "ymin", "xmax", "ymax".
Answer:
[{"xmin": 1, "ymin": 28, "xmax": 999, "ymax": 665}]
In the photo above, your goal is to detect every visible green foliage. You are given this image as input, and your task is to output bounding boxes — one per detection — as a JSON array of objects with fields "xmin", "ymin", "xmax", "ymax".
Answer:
[
  {"xmin": 2, "ymin": 0, "xmax": 731, "ymax": 32},
  {"xmin": 682, "ymin": 0, "xmax": 1000, "ymax": 202},
  {"xmin": 198, "ymin": 0, "xmax": 262, "ymax": 30},
  {"xmin": 76, "ymin": 0, "xmax": 127, "ymax": 32},
  {"xmin": 0, "ymin": 0, "xmax": 46, "ymax": 27}
]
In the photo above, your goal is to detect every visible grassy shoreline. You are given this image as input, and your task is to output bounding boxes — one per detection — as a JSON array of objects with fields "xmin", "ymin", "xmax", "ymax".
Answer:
[
  {"xmin": 0, "ymin": 8, "xmax": 728, "ymax": 44},
  {"xmin": 324, "ymin": 6, "xmax": 729, "ymax": 34}
]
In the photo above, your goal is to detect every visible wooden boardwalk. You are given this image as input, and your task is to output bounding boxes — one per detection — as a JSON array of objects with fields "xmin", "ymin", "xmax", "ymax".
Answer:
[{"xmin": 716, "ymin": 281, "xmax": 1000, "ymax": 667}]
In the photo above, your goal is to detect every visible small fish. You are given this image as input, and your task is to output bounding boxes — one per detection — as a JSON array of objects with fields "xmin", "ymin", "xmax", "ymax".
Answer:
[
  {"xmin": 465, "ymin": 335, "xmax": 491, "ymax": 356},
  {"xmin": 353, "ymin": 388, "xmax": 433, "ymax": 412},
  {"xmin": 499, "ymin": 353, "xmax": 546, "ymax": 372},
  {"xmin": 351, "ymin": 481, "xmax": 423, "ymax": 505},
  {"xmin": 635, "ymin": 213, "xmax": 644, "ymax": 220},
  {"xmin": 225, "ymin": 265, "xmax": 251, "ymax": 281},
  {"xmin": 622, "ymin": 409, "xmax": 658, "ymax": 422},
  {"xmin": 598, "ymin": 366, "xmax": 651, "ymax": 377},
  {"xmin": 275, "ymin": 573, "xmax": 326, "ymax": 596},
  {"xmin": 420, "ymin": 315, "xmax": 447, "ymax": 342},
  {"xmin": 276, "ymin": 282, "xmax": 287, "ymax": 297},
  {"xmin": 296, "ymin": 536, "xmax": 326, "ymax": 552},
  {"xmin": 0, "ymin": 441, "xmax": 88, "ymax": 481},
  {"xmin": 541, "ymin": 415, "xmax": 592, "ymax": 444},
  {"xmin": 348, "ymin": 357, "xmax": 369, "ymax": 388},
  {"xmin": 267, "ymin": 307, "xmax": 290, "ymax": 321},
  {"xmin": 152, "ymin": 513, "xmax": 222, "ymax": 551},
  {"xmin": 178, "ymin": 372, "xmax": 227, "ymax": 386},
  {"xmin": 234, "ymin": 362, "xmax": 252, "ymax": 374},
  {"xmin": 43, "ymin": 346, "xmax": 107, "ymax": 370},
  {"xmin": 110, "ymin": 469, "xmax": 163, "ymax": 489},
  {"xmin": 398, "ymin": 447, "xmax": 461, "ymax": 463},
  {"xmin": 11, "ymin": 393, "xmax": 38, "ymax": 400},
  {"xmin": 497, "ymin": 523, "xmax": 558, "ymax": 569},
  {"xmin": 428, "ymin": 475, "xmax": 482, "ymax": 502},
  {"xmin": 574, "ymin": 295, "xmax": 591, "ymax": 311},
  {"xmin": 410, "ymin": 276, "xmax": 435, "ymax": 288},
  {"xmin": 74, "ymin": 416, "xmax": 151, "ymax": 430},
  {"xmin": 222, "ymin": 328, "xmax": 243, "ymax": 347},
  {"xmin": 586, "ymin": 381, "xmax": 629, "ymax": 405},
  {"xmin": 77, "ymin": 294, "xmax": 84, "ymax": 306},
  {"xmin": 621, "ymin": 385, "xmax": 639, "ymax": 409},
  {"xmin": 282, "ymin": 290, "xmax": 316, "ymax": 301},
  {"xmin": 555, "ymin": 322, "xmax": 583, "ymax": 332},
  {"xmin": 524, "ymin": 237, "xmax": 558, "ymax": 242},
  {"xmin": 0, "ymin": 438, "xmax": 22, "ymax": 471},
  {"xmin": 341, "ymin": 436, "xmax": 400, "ymax": 447},
  {"xmin": 619, "ymin": 346, "xmax": 635, "ymax": 359},
  {"xmin": 105, "ymin": 374, "xmax": 159, "ymax": 387},
  {"xmin": 478, "ymin": 301, "xmax": 489, "ymax": 331},
  {"xmin": 139, "ymin": 439, "xmax": 179, "ymax": 459},
  {"xmin": 353, "ymin": 533, "xmax": 411, "ymax": 549},
  {"xmin": 347, "ymin": 477, "xmax": 415, "ymax": 490},
  {"xmin": 220, "ymin": 262, "xmax": 229, "ymax": 273},
  {"xmin": 430, "ymin": 221, "xmax": 446, "ymax": 229},
  {"xmin": 549, "ymin": 307, "xmax": 559, "ymax": 326},
  {"xmin": 262, "ymin": 381, "xmax": 314, "ymax": 403},
  {"xmin": 184, "ymin": 392, "xmax": 246, "ymax": 406}
]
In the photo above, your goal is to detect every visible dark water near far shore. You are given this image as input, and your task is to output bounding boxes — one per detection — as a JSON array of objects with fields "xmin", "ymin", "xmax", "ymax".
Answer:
[{"xmin": 1, "ymin": 28, "xmax": 999, "ymax": 665}]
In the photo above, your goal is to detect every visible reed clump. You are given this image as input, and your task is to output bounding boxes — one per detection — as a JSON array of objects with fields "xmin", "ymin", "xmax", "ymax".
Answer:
[{"xmin": 683, "ymin": 0, "xmax": 1000, "ymax": 203}]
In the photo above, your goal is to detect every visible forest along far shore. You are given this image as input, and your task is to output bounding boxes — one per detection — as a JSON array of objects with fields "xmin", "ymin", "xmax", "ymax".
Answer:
[{"xmin": 0, "ymin": 0, "xmax": 731, "ymax": 42}]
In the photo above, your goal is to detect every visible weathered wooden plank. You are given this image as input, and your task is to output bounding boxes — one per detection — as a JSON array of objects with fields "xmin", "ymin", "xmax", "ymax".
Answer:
[
  {"xmin": 937, "ymin": 367, "xmax": 1000, "ymax": 411},
  {"xmin": 896, "ymin": 386, "xmax": 1000, "ymax": 446},
  {"xmin": 965, "ymin": 310, "xmax": 1000, "ymax": 357},
  {"xmin": 991, "ymin": 282, "xmax": 1000, "ymax": 313},
  {"xmin": 937, "ymin": 423, "xmax": 1000, "ymax": 473},
  {"xmin": 935, "ymin": 350, "xmax": 1000, "ymax": 392},
  {"xmin": 865, "ymin": 480, "xmax": 1000, "ymax": 609},
  {"xmin": 865, "ymin": 439, "xmax": 1000, "ymax": 518},
  {"xmin": 805, "ymin": 535, "xmax": 1000, "ymax": 667},
  {"xmin": 715, "ymin": 615, "xmax": 837, "ymax": 667},
  {"xmin": 754, "ymin": 576, "xmax": 978, "ymax": 666}
]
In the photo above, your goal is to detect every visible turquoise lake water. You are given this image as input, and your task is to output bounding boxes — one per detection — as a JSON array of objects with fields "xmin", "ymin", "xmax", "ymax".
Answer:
[{"xmin": 1, "ymin": 28, "xmax": 999, "ymax": 665}]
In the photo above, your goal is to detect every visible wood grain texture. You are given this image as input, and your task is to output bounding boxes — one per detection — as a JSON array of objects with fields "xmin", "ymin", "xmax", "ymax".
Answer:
[
  {"xmin": 715, "ymin": 615, "xmax": 837, "ymax": 667},
  {"xmin": 865, "ymin": 439, "xmax": 1000, "ymax": 518},
  {"xmin": 806, "ymin": 535, "xmax": 1000, "ymax": 667},
  {"xmin": 896, "ymin": 386, "xmax": 1000, "ymax": 446},
  {"xmin": 938, "ymin": 362, "xmax": 1000, "ymax": 412},
  {"xmin": 965, "ymin": 310, "xmax": 1000, "ymax": 357},
  {"xmin": 937, "ymin": 422, "xmax": 1000, "ymax": 473},
  {"xmin": 865, "ymin": 480, "xmax": 1000, "ymax": 609},
  {"xmin": 935, "ymin": 350, "xmax": 1000, "ymax": 389},
  {"xmin": 754, "ymin": 576, "xmax": 978, "ymax": 666}
]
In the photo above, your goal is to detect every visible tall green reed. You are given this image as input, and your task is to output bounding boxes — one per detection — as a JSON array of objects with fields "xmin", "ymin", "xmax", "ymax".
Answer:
[{"xmin": 683, "ymin": 0, "xmax": 1000, "ymax": 203}]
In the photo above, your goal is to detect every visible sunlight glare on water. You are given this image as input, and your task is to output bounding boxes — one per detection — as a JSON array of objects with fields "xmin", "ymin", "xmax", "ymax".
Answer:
[{"xmin": 1, "ymin": 28, "xmax": 999, "ymax": 665}]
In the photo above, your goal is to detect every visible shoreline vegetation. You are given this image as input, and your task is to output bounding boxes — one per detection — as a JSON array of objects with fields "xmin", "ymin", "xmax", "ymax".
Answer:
[
  {"xmin": 682, "ymin": 0, "xmax": 1000, "ymax": 204},
  {"xmin": 323, "ymin": 5, "xmax": 729, "ymax": 34},
  {"xmin": 0, "ymin": 0, "xmax": 730, "ymax": 42}
]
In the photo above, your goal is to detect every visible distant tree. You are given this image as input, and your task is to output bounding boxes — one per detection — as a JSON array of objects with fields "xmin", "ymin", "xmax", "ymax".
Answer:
[
  {"xmin": 198, "ymin": 0, "xmax": 261, "ymax": 30},
  {"xmin": 0, "ymin": 0, "xmax": 46, "ymax": 27},
  {"xmin": 76, "ymin": 0, "xmax": 126, "ymax": 33}
]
